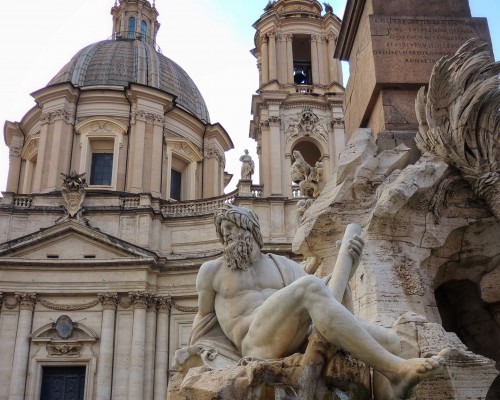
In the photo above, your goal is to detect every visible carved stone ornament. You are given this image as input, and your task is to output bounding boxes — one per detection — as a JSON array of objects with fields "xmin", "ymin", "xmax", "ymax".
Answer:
[
  {"xmin": 41, "ymin": 106, "xmax": 74, "ymax": 125},
  {"xmin": 286, "ymin": 108, "xmax": 328, "ymax": 142},
  {"xmin": 47, "ymin": 343, "xmax": 83, "ymax": 356},
  {"xmin": 172, "ymin": 142, "xmax": 197, "ymax": 160},
  {"xmin": 58, "ymin": 170, "xmax": 89, "ymax": 224},
  {"xmin": 416, "ymin": 39, "xmax": 500, "ymax": 221},
  {"xmin": 204, "ymin": 144, "xmax": 226, "ymax": 168},
  {"xmin": 132, "ymin": 108, "xmax": 165, "ymax": 125},
  {"xmin": 55, "ymin": 315, "xmax": 75, "ymax": 339},
  {"xmin": 291, "ymin": 150, "xmax": 323, "ymax": 198}
]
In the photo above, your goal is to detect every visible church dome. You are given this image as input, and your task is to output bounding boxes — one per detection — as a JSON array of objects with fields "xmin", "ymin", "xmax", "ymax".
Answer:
[{"xmin": 48, "ymin": 39, "xmax": 211, "ymax": 123}]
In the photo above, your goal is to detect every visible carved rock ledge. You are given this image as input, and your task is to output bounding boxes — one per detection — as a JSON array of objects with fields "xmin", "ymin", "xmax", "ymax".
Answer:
[{"xmin": 167, "ymin": 351, "xmax": 370, "ymax": 400}]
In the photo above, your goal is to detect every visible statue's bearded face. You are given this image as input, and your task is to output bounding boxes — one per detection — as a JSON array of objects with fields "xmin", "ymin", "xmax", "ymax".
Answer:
[{"xmin": 220, "ymin": 220, "xmax": 254, "ymax": 271}]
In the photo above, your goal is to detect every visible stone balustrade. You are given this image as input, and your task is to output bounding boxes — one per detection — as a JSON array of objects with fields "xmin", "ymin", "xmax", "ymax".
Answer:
[
  {"xmin": 13, "ymin": 196, "xmax": 33, "ymax": 208},
  {"xmin": 161, "ymin": 190, "xmax": 237, "ymax": 217},
  {"xmin": 251, "ymin": 185, "xmax": 263, "ymax": 198}
]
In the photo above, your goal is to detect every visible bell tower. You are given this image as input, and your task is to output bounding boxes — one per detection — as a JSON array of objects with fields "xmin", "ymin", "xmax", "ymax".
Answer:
[
  {"xmin": 250, "ymin": 0, "xmax": 345, "ymax": 197},
  {"xmin": 111, "ymin": 0, "xmax": 160, "ymax": 46}
]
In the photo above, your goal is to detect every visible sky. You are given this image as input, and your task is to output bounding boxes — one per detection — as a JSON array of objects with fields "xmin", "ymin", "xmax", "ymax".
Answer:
[{"xmin": 0, "ymin": 0, "xmax": 498, "ymax": 196}]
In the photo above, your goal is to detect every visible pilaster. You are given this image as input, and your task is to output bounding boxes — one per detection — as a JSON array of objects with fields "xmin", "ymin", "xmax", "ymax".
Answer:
[
  {"xmin": 8, "ymin": 293, "xmax": 36, "ymax": 400},
  {"xmin": 268, "ymin": 31, "xmax": 277, "ymax": 81},
  {"xmin": 311, "ymin": 35, "xmax": 320, "ymax": 85},
  {"xmin": 96, "ymin": 293, "xmax": 118, "ymax": 400},
  {"xmin": 154, "ymin": 297, "xmax": 171, "ymax": 400},
  {"xmin": 144, "ymin": 296, "xmax": 158, "ymax": 400},
  {"xmin": 261, "ymin": 36, "xmax": 269, "ymax": 84},
  {"xmin": 128, "ymin": 291, "xmax": 149, "ymax": 400}
]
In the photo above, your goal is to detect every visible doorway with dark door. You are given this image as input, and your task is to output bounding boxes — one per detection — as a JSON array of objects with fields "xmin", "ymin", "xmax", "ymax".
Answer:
[{"xmin": 40, "ymin": 366, "xmax": 86, "ymax": 400}]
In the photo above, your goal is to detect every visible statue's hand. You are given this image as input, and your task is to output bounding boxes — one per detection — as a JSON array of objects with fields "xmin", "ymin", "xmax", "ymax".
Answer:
[{"xmin": 348, "ymin": 234, "xmax": 364, "ymax": 276}]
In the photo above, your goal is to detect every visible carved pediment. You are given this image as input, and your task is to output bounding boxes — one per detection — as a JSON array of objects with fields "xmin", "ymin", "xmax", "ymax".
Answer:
[{"xmin": 0, "ymin": 220, "xmax": 158, "ymax": 262}]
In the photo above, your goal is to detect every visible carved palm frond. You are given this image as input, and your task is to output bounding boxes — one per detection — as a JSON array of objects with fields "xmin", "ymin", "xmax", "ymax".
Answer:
[{"xmin": 416, "ymin": 38, "xmax": 500, "ymax": 220}]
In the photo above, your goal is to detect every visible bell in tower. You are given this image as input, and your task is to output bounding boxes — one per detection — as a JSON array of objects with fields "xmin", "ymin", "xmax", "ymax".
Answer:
[{"xmin": 249, "ymin": 0, "xmax": 345, "ymax": 198}]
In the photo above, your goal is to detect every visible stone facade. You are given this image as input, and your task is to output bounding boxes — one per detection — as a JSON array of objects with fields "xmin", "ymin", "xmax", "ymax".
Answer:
[{"xmin": 1, "ymin": 0, "xmax": 499, "ymax": 399}]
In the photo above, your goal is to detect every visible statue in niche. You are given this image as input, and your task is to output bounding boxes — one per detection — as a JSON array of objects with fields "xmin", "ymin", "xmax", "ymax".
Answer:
[
  {"xmin": 57, "ymin": 170, "xmax": 89, "ymax": 224},
  {"xmin": 415, "ymin": 38, "xmax": 500, "ymax": 221},
  {"xmin": 239, "ymin": 149, "xmax": 255, "ymax": 180},
  {"xmin": 174, "ymin": 205, "xmax": 448, "ymax": 399},
  {"xmin": 291, "ymin": 150, "xmax": 323, "ymax": 198}
]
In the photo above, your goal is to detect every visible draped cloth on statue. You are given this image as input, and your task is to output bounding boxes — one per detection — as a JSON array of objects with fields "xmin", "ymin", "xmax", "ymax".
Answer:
[{"xmin": 187, "ymin": 253, "xmax": 298, "ymax": 369}]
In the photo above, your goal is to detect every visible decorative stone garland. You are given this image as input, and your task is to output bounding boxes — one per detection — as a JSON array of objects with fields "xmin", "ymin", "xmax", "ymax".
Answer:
[
  {"xmin": 1, "ymin": 292, "xmax": 198, "ymax": 313},
  {"xmin": 38, "ymin": 298, "xmax": 100, "ymax": 311}
]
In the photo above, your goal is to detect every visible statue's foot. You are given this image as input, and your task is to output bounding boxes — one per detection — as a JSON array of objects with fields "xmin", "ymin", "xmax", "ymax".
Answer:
[{"xmin": 389, "ymin": 349, "xmax": 449, "ymax": 399}]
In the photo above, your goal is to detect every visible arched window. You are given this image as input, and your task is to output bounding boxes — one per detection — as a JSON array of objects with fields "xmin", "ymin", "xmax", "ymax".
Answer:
[
  {"xmin": 127, "ymin": 17, "xmax": 136, "ymax": 39},
  {"xmin": 140, "ymin": 21, "xmax": 147, "ymax": 42}
]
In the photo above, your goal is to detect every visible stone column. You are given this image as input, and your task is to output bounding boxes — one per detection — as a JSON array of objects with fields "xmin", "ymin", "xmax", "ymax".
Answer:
[
  {"xmin": 96, "ymin": 293, "xmax": 118, "ymax": 400},
  {"xmin": 8, "ymin": 293, "xmax": 36, "ymax": 400},
  {"xmin": 327, "ymin": 33, "xmax": 336, "ymax": 83},
  {"xmin": 277, "ymin": 34, "xmax": 287, "ymax": 83},
  {"xmin": 269, "ymin": 117, "xmax": 282, "ymax": 195},
  {"xmin": 150, "ymin": 116, "xmax": 164, "ymax": 198},
  {"xmin": 128, "ymin": 292, "xmax": 149, "ymax": 400},
  {"xmin": 311, "ymin": 35, "xmax": 320, "ymax": 85},
  {"xmin": 286, "ymin": 34, "xmax": 294, "ymax": 84},
  {"xmin": 268, "ymin": 31, "xmax": 277, "ymax": 81},
  {"xmin": 46, "ymin": 108, "xmax": 74, "ymax": 191},
  {"xmin": 5, "ymin": 124, "xmax": 24, "ymax": 193},
  {"xmin": 129, "ymin": 110, "xmax": 146, "ymax": 193},
  {"xmin": 318, "ymin": 36, "xmax": 327, "ymax": 85},
  {"xmin": 143, "ymin": 297, "xmax": 157, "ymax": 400},
  {"xmin": 261, "ymin": 36, "xmax": 269, "ymax": 84},
  {"xmin": 32, "ymin": 118, "xmax": 49, "ymax": 192},
  {"xmin": 120, "ymin": 12, "xmax": 126, "ymax": 34},
  {"xmin": 153, "ymin": 297, "xmax": 171, "ymax": 400}
]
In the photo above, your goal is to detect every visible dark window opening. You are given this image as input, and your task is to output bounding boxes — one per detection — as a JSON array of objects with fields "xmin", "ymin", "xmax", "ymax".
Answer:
[
  {"xmin": 170, "ymin": 169, "xmax": 182, "ymax": 201},
  {"xmin": 90, "ymin": 153, "xmax": 113, "ymax": 186},
  {"xmin": 84, "ymin": 255, "xmax": 96, "ymax": 259},
  {"xmin": 140, "ymin": 21, "xmax": 147, "ymax": 41},
  {"xmin": 292, "ymin": 35, "xmax": 312, "ymax": 85},
  {"xmin": 127, "ymin": 17, "xmax": 136, "ymax": 39},
  {"xmin": 47, "ymin": 255, "xmax": 59, "ymax": 259},
  {"xmin": 40, "ymin": 366, "xmax": 86, "ymax": 400}
]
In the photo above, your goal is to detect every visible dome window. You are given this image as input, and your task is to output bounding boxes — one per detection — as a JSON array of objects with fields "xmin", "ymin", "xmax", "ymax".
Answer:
[
  {"xmin": 140, "ymin": 21, "xmax": 147, "ymax": 42},
  {"xmin": 127, "ymin": 17, "xmax": 136, "ymax": 39},
  {"xmin": 170, "ymin": 169, "xmax": 182, "ymax": 201},
  {"xmin": 90, "ymin": 152, "xmax": 113, "ymax": 186}
]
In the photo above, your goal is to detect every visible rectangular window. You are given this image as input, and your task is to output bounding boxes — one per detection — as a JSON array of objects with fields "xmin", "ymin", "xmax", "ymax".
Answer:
[
  {"xmin": 40, "ymin": 366, "xmax": 86, "ymax": 400},
  {"xmin": 170, "ymin": 169, "xmax": 182, "ymax": 201},
  {"xmin": 90, "ymin": 153, "xmax": 113, "ymax": 185}
]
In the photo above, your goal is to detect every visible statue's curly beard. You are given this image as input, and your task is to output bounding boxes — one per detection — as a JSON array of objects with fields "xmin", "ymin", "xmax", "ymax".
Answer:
[{"xmin": 223, "ymin": 231, "xmax": 254, "ymax": 271}]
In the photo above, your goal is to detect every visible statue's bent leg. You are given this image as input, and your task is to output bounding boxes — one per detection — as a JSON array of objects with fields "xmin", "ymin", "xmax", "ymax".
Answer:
[
  {"xmin": 243, "ymin": 275, "xmax": 447, "ymax": 399},
  {"xmin": 241, "ymin": 278, "xmax": 313, "ymax": 359}
]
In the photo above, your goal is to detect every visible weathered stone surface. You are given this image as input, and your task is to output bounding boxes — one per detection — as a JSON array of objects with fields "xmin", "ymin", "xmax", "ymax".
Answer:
[
  {"xmin": 293, "ymin": 123, "xmax": 499, "ymax": 398},
  {"xmin": 167, "ymin": 352, "xmax": 371, "ymax": 400}
]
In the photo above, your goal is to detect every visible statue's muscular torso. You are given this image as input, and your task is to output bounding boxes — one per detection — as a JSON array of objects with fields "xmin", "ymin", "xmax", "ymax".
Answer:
[{"xmin": 196, "ymin": 253, "xmax": 306, "ymax": 350}]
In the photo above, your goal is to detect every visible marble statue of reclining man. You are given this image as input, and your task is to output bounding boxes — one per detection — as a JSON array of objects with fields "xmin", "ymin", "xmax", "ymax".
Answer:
[{"xmin": 182, "ymin": 204, "xmax": 447, "ymax": 399}]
